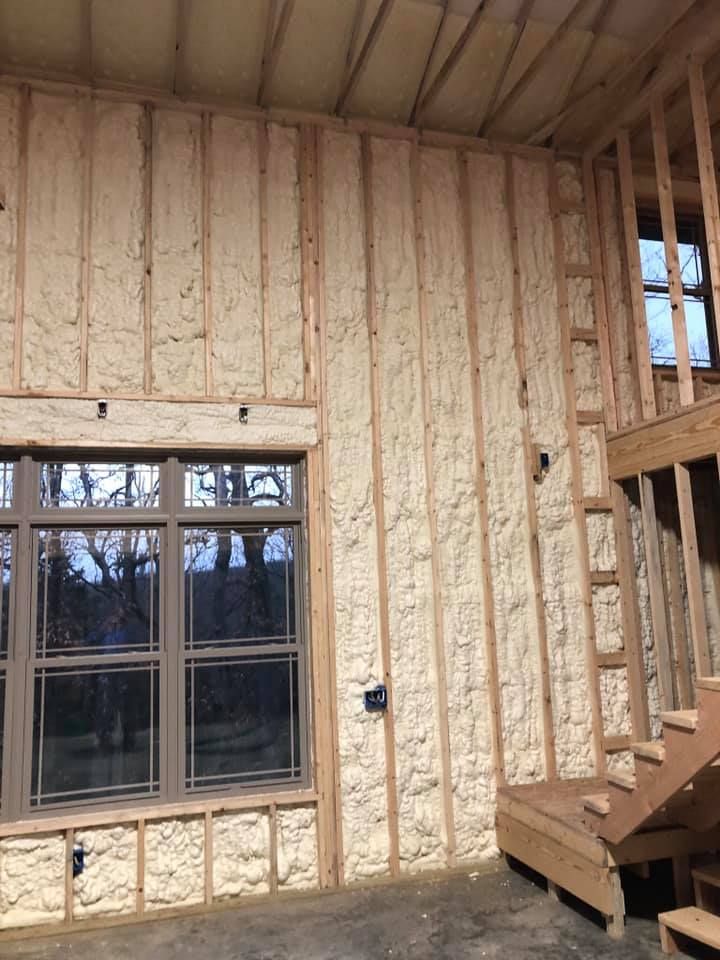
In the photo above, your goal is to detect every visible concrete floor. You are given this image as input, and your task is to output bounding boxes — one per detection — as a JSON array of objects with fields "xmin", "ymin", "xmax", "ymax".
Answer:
[{"xmin": 0, "ymin": 863, "xmax": 699, "ymax": 960}]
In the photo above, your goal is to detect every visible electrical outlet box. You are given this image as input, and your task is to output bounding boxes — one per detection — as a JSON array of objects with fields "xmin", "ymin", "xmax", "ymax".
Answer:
[
  {"xmin": 72, "ymin": 844, "xmax": 85, "ymax": 877},
  {"xmin": 532, "ymin": 444, "xmax": 550, "ymax": 482},
  {"xmin": 364, "ymin": 685, "xmax": 387, "ymax": 712}
]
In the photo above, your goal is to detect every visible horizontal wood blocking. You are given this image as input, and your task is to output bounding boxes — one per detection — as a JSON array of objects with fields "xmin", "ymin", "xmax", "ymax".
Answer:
[
  {"xmin": 607, "ymin": 395, "xmax": 720, "ymax": 479},
  {"xmin": 0, "ymin": 789, "xmax": 318, "ymax": 839}
]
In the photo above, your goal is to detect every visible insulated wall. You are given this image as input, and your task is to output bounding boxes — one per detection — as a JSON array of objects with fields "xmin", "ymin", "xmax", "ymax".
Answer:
[{"xmin": 0, "ymin": 78, "xmax": 628, "ymax": 933}]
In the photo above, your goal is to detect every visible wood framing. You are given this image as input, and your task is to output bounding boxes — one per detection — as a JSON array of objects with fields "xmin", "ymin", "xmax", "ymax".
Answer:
[
  {"xmin": 688, "ymin": 58, "xmax": 720, "ymax": 350},
  {"xmin": 360, "ymin": 133, "xmax": 401, "ymax": 875},
  {"xmin": 673, "ymin": 462, "xmax": 712, "ymax": 677},
  {"xmin": 410, "ymin": 141, "xmax": 456, "ymax": 865},
  {"xmin": 142, "ymin": 103, "xmax": 153, "ymax": 395},
  {"xmin": 479, "ymin": 0, "xmax": 534, "ymax": 137},
  {"xmin": 482, "ymin": 0, "xmax": 595, "ymax": 136},
  {"xmin": 649, "ymin": 95, "xmax": 694, "ymax": 405},
  {"xmin": 335, "ymin": 0, "xmax": 396, "ymax": 116},
  {"xmin": 312, "ymin": 127, "xmax": 344, "ymax": 886},
  {"xmin": 201, "ymin": 111, "xmax": 214, "ymax": 396},
  {"xmin": 298, "ymin": 125, "xmax": 317, "ymax": 402},
  {"xmin": 610, "ymin": 481, "xmax": 651, "ymax": 741},
  {"xmin": 547, "ymin": 159, "xmax": 605, "ymax": 774},
  {"xmin": 504, "ymin": 152, "xmax": 556, "ymax": 781},
  {"xmin": 78, "ymin": 94, "xmax": 94, "ymax": 394},
  {"xmin": 257, "ymin": 0, "xmax": 279, "ymax": 105},
  {"xmin": 607, "ymin": 395, "xmax": 720, "ymax": 479},
  {"xmin": 527, "ymin": 0, "xmax": 696, "ymax": 147},
  {"xmin": 408, "ymin": 0, "xmax": 449, "ymax": 126},
  {"xmin": 11, "ymin": 84, "xmax": 30, "ymax": 391},
  {"xmin": 457, "ymin": 150, "xmax": 505, "ymax": 786},
  {"xmin": 258, "ymin": 119, "xmax": 272, "ymax": 397},
  {"xmin": 582, "ymin": 156, "xmax": 617, "ymax": 431},
  {"xmin": 415, "ymin": 0, "xmax": 490, "ymax": 126},
  {"xmin": 638, "ymin": 473, "xmax": 675, "ymax": 711},
  {"xmin": 615, "ymin": 130, "xmax": 656, "ymax": 420},
  {"xmin": 257, "ymin": 0, "xmax": 296, "ymax": 107},
  {"xmin": 586, "ymin": 0, "xmax": 720, "ymax": 157}
]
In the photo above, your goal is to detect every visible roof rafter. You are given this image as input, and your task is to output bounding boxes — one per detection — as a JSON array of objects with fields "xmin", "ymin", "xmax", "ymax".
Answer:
[
  {"xmin": 335, "ymin": 0, "xmax": 396, "ymax": 116},
  {"xmin": 526, "ymin": 0, "xmax": 697, "ymax": 146},
  {"xmin": 414, "ymin": 0, "xmax": 491, "ymax": 127},
  {"xmin": 586, "ymin": 0, "xmax": 720, "ymax": 157},
  {"xmin": 482, "ymin": 0, "xmax": 597, "ymax": 135},
  {"xmin": 408, "ymin": 0, "xmax": 450, "ymax": 126},
  {"xmin": 476, "ymin": 0, "xmax": 535, "ymax": 136},
  {"xmin": 82, "ymin": 0, "xmax": 93, "ymax": 82},
  {"xmin": 257, "ymin": 0, "xmax": 297, "ymax": 107},
  {"xmin": 256, "ymin": 0, "xmax": 279, "ymax": 104},
  {"xmin": 527, "ymin": 0, "xmax": 619, "ymax": 145},
  {"xmin": 171, "ymin": 0, "xmax": 189, "ymax": 96}
]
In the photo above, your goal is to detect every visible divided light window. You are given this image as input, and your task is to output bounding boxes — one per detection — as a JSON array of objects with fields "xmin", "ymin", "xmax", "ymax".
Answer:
[
  {"xmin": 0, "ymin": 456, "xmax": 308, "ymax": 821},
  {"xmin": 638, "ymin": 210, "xmax": 718, "ymax": 369}
]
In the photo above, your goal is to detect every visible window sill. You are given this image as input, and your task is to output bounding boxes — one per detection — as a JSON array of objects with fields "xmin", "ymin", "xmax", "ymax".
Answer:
[{"xmin": 0, "ymin": 786, "xmax": 318, "ymax": 838}]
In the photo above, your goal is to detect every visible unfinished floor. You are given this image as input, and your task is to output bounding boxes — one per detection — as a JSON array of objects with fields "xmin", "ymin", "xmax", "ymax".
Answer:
[{"xmin": 0, "ymin": 866, "xmax": 698, "ymax": 960}]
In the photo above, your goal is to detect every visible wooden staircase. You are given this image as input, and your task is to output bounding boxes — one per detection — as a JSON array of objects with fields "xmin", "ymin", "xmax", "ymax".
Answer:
[
  {"xmin": 659, "ymin": 861, "xmax": 720, "ymax": 954},
  {"xmin": 583, "ymin": 677, "xmax": 720, "ymax": 845}
]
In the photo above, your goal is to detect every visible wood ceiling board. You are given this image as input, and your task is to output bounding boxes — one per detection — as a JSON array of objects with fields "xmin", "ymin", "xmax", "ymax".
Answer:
[
  {"xmin": 488, "ymin": 26, "xmax": 593, "ymax": 141},
  {"xmin": 180, "ymin": 0, "xmax": 265, "ymax": 101},
  {"xmin": 422, "ymin": 17, "xmax": 518, "ymax": 133},
  {"xmin": 348, "ymin": 0, "xmax": 442, "ymax": 123},
  {"xmin": 267, "ymin": 0, "xmax": 359, "ymax": 111},
  {"xmin": 1, "ymin": 0, "xmax": 85, "ymax": 76},
  {"xmin": 92, "ymin": 0, "xmax": 177, "ymax": 90}
]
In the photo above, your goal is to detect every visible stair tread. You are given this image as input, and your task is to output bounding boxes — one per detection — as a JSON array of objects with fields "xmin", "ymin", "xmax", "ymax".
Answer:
[
  {"xmin": 660, "ymin": 709, "xmax": 699, "ymax": 731},
  {"xmin": 696, "ymin": 676, "xmax": 720, "ymax": 692},
  {"xmin": 658, "ymin": 906, "xmax": 720, "ymax": 948},
  {"xmin": 692, "ymin": 862, "xmax": 720, "ymax": 888},
  {"xmin": 583, "ymin": 793, "xmax": 610, "ymax": 816},
  {"xmin": 607, "ymin": 770, "xmax": 636, "ymax": 790},
  {"xmin": 631, "ymin": 740, "xmax": 666, "ymax": 762}
]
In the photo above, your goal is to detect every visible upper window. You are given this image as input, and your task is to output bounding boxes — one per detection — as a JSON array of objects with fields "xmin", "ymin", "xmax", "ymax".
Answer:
[
  {"xmin": 0, "ymin": 454, "xmax": 308, "ymax": 821},
  {"xmin": 638, "ymin": 211, "xmax": 718, "ymax": 369}
]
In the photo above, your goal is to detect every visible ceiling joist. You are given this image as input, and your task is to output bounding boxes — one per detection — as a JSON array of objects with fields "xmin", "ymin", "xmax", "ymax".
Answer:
[
  {"xmin": 257, "ymin": 0, "xmax": 279, "ymax": 104},
  {"xmin": 414, "ymin": 0, "xmax": 491, "ymax": 126},
  {"xmin": 481, "ymin": 0, "xmax": 597, "ymax": 136},
  {"xmin": 257, "ymin": 0, "xmax": 297, "ymax": 107},
  {"xmin": 335, "ymin": 0, "xmax": 396, "ymax": 116}
]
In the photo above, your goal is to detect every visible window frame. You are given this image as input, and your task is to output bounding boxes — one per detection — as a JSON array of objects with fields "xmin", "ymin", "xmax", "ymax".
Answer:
[
  {"xmin": 637, "ymin": 207, "xmax": 720, "ymax": 371},
  {"xmin": 0, "ymin": 452, "xmax": 311, "ymax": 824}
]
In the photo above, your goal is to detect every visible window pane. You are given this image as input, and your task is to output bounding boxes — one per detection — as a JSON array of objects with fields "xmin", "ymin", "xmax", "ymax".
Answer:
[
  {"xmin": 31, "ymin": 662, "xmax": 159, "ymax": 807},
  {"xmin": 40, "ymin": 463, "xmax": 160, "ymax": 509},
  {"xmin": 185, "ymin": 653, "xmax": 300, "ymax": 790},
  {"xmin": 184, "ymin": 527, "xmax": 294, "ymax": 649},
  {"xmin": 36, "ymin": 529, "xmax": 160, "ymax": 655},
  {"xmin": 678, "ymin": 240, "xmax": 703, "ymax": 288},
  {"xmin": 0, "ymin": 462, "xmax": 14, "ymax": 508},
  {"xmin": 686, "ymin": 297, "xmax": 712, "ymax": 367},
  {"xmin": 184, "ymin": 463, "xmax": 293, "ymax": 508},
  {"xmin": 0, "ymin": 531, "xmax": 11, "ymax": 658},
  {"xmin": 645, "ymin": 292, "xmax": 675, "ymax": 365},
  {"xmin": 640, "ymin": 237, "xmax": 669, "ymax": 286}
]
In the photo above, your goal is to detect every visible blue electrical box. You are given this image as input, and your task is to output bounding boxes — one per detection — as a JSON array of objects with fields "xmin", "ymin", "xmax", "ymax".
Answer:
[{"xmin": 364, "ymin": 685, "xmax": 387, "ymax": 712}]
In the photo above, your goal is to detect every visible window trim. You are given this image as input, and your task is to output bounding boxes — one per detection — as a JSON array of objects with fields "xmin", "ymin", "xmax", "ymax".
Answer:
[
  {"xmin": 0, "ymin": 452, "xmax": 312, "ymax": 824},
  {"xmin": 637, "ymin": 207, "xmax": 720, "ymax": 371}
]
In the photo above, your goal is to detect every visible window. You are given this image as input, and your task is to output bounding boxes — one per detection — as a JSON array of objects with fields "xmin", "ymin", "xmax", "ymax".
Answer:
[
  {"xmin": 638, "ymin": 210, "xmax": 718, "ymax": 368},
  {"xmin": 0, "ymin": 456, "xmax": 308, "ymax": 820}
]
